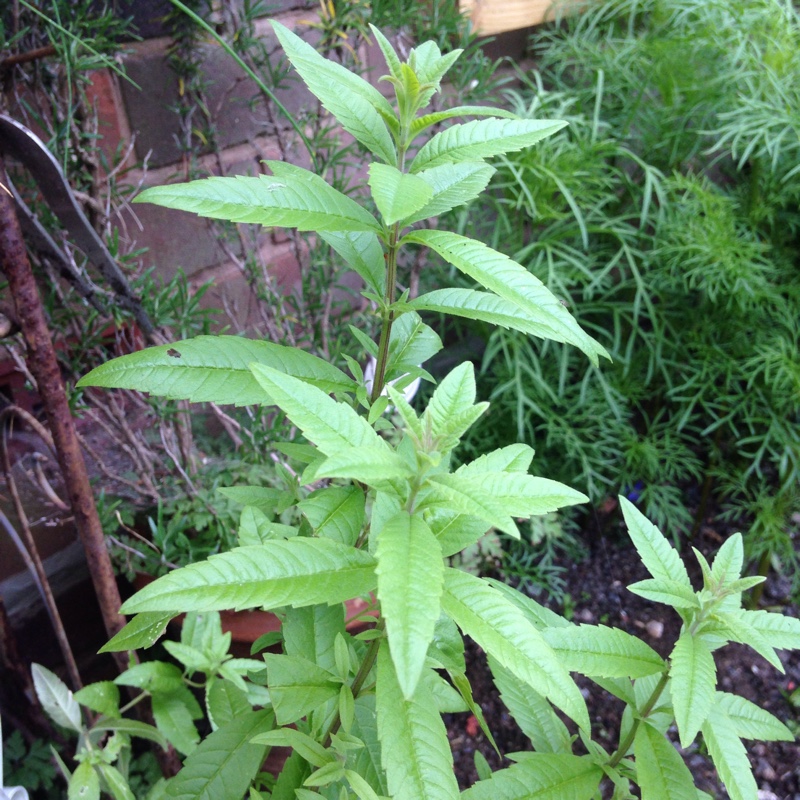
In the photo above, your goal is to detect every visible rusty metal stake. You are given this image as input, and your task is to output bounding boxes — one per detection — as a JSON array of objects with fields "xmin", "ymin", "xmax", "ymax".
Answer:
[{"xmin": 0, "ymin": 154, "xmax": 127, "ymax": 668}]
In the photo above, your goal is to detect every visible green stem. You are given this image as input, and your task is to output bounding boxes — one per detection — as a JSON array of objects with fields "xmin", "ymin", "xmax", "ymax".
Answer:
[
  {"xmin": 608, "ymin": 670, "xmax": 669, "ymax": 768},
  {"xmin": 322, "ymin": 621, "xmax": 385, "ymax": 747}
]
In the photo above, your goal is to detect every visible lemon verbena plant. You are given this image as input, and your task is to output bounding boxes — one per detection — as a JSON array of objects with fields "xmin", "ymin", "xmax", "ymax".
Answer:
[{"xmin": 75, "ymin": 23, "xmax": 800, "ymax": 800}]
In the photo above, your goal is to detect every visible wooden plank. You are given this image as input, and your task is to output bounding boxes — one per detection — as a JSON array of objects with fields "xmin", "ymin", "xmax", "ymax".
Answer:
[{"xmin": 460, "ymin": 0, "xmax": 578, "ymax": 35}]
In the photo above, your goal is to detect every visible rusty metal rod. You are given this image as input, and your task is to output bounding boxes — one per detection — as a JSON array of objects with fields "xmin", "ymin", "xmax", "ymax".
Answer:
[{"xmin": 0, "ymin": 154, "xmax": 127, "ymax": 668}]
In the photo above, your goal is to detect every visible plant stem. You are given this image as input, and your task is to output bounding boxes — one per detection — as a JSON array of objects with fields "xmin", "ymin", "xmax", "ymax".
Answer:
[
  {"xmin": 608, "ymin": 670, "xmax": 669, "ymax": 768},
  {"xmin": 323, "ymin": 621, "xmax": 385, "ymax": 747}
]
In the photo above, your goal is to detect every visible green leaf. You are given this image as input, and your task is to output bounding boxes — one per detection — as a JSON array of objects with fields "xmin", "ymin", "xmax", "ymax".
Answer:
[
  {"xmin": 484, "ymin": 578, "xmax": 570, "ymax": 630},
  {"xmin": 541, "ymin": 625, "xmax": 665, "ymax": 679},
  {"xmin": 97, "ymin": 765, "xmax": 134, "ymax": 800},
  {"xmin": 31, "ymin": 664, "xmax": 82, "ymax": 732},
  {"xmin": 423, "ymin": 474, "xmax": 519, "ymax": 538},
  {"xmin": 207, "ymin": 679, "xmax": 251, "ymax": 729},
  {"xmin": 283, "ymin": 604, "xmax": 345, "ymax": 674},
  {"xmin": 299, "ymin": 487, "xmax": 365, "ymax": 547},
  {"xmin": 99, "ymin": 612, "xmax": 175, "ymax": 653},
  {"xmin": 423, "ymin": 361, "xmax": 477, "ymax": 439},
  {"xmin": 461, "ymin": 754, "xmax": 602, "ymax": 800},
  {"xmin": 442, "ymin": 569, "xmax": 589, "ymax": 729},
  {"xmin": 369, "ymin": 163, "xmax": 433, "ymax": 225},
  {"xmin": 252, "ymin": 728, "xmax": 333, "ymax": 768},
  {"xmin": 376, "ymin": 511, "xmax": 444, "ymax": 698},
  {"xmin": 710, "ymin": 534, "xmax": 744, "ymax": 587},
  {"xmin": 152, "ymin": 693, "xmax": 200, "ymax": 756},
  {"xmin": 92, "ymin": 718, "xmax": 168, "ymax": 748},
  {"xmin": 316, "ymin": 446, "xmax": 414, "ymax": 484},
  {"xmin": 319, "ymin": 230, "xmax": 386, "ymax": 296},
  {"xmin": 410, "ymin": 118, "xmax": 567, "ymax": 172},
  {"xmin": 272, "ymin": 21, "xmax": 397, "ymax": 165},
  {"xmin": 264, "ymin": 654, "xmax": 340, "ymax": 725},
  {"xmin": 627, "ymin": 579, "xmax": 700, "ymax": 609},
  {"xmin": 489, "ymin": 657, "xmax": 572, "ymax": 754},
  {"xmin": 409, "ymin": 287, "xmax": 598, "ymax": 342},
  {"xmin": 427, "ymin": 510, "xmax": 489, "ymax": 557},
  {"xmin": 405, "ymin": 230, "xmax": 607, "ymax": 365},
  {"xmin": 701, "ymin": 706, "xmax": 757, "ymax": 800},
  {"xmin": 164, "ymin": 709, "xmax": 272, "ymax": 800},
  {"xmin": 742, "ymin": 608, "xmax": 800, "ymax": 650},
  {"xmin": 670, "ymin": 632, "xmax": 717, "ymax": 748},
  {"xmin": 136, "ymin": 161, "xmax": 380, "ymax": 233},
  {"xmin": 219, "ymin": 486, "xmax": 281, "ymax": 512},
  {"xmin": 711, "ymin": 611, "xmax": 782, "ymax": 670},
  {"xmin": 385, "ymin": 313, "xmax": 442, "ymax": 381},
  {"xmin": 250, "ymin": 364, "xmax": 383, "ymax": 457},
  {"xmin": 368, "ymin": 24, "xmax": 401, "ymax": 79},
  {"xmin": 457, "ymin": 444, "xmax": 535, "ymax": 475},
  {"xmin": 74, "ymin": 681, "xmax": 120, "ymax": 717},
  {"xmin": 425, "ymin": 472, "xmax": 586, "ymax": 538},
  {"xmin": 115, "ymin": 661, "xmax": 185, "ymax": 694},
  {"xmin": 713, "ymin": 691, "xmax": 794, "ymax": 741},
  {"xmin": 350, "ymin": 695, "xmax": 389, "ymax": 796},
  {"xmin": 376, "ymin": 643, "xmax": 459, "ymax": 800},
  {"xmin": 620, "ymin": 498, "xmax": 693, "ymax": 588},
  {"xmin": 409, "ymin": 106, "xmax": 519, "ymax": 137},
  {"xmin": 428, "ymin": 613, "xmax": 466, "ymax": 673},
  {"xmin": 70, "ymin": 762, "xmax": 100, "ymax": 800},
  {"xmin": 78, "ymin": 335, "xmax": 353, "ymax": 406},
  {"xmin": 633, "ymin": 722, "xmax": 697, "ymax": 800},
  {"xmin": 404, "ymin": 162, "xmax": 496, "ymax": 225},
  {"xmin": 121, "ymin": 539, "xmax": 377, "ymax": 613}
]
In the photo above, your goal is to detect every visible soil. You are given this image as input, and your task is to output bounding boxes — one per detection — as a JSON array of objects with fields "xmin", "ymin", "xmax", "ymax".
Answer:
[{"xmin": 445, "ymin": 524, "xmax": 800, "ymax": 799}]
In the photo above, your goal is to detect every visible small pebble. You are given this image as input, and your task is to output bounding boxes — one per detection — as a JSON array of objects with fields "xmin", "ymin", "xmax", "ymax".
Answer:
[
  {"xmin": 646, "ymin": 620, "xmax": 664, "ymax": 639},
  {"xmin": 757, "ymin": 791, "xmax": 779, "ymax": 800},
  {"xmin": 578, "ymin": 609, "xmax": 594, "ymax": 623}
]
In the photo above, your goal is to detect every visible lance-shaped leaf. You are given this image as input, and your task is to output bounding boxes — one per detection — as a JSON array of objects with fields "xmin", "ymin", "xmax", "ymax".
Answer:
[
  {"xmin": 670, "ymin": 631, "xmax": 717, "ymax": 748},
  {"xmin": 713, "ymin": 692, "xmax": 793, "ymax": 741},
  {"xmin": 634, "ymin": 722, "xmax": 697, "ymax": 800},
  {"xmin": 32, "ymin": 664, "xmax": 82, "ymax": 732},
  {"xmin": 410, "ymin": 106, "xmax": 519, "ymax": 137},
  {"xmin": 152, "ymin": 693, "xmax": 200, "ymax": 755},
  {"xmin": 100, "ymin": 611, "xmax": 174, "ymax": 653},
  {"xmin": 489, "ymin": 657, "xmax": 572, "ymax": 754},
  {"xmin": 627, "ymin": 579, "xmax": 700, "ymax": 610},
  {"xmin": 741, "ymin": 608, "xmax": 800, "ymax": 650},
  {"xmin": 376, "ymin": 643, "xmax": 459, "ymax": 800},
  {"xmin": 316, "ymin": 446, "xmax": 414, "ymax": 485},
  {"xmin": 442, "ymin": 569, "xmax": 589, "ymax": 729},
  {"xmin": 410, "ymin": 118, "xmax": 567, "ymax": 172},
  {"xmin": 701, "ymin": 705, "xmax": 757, "ymax": 800},
  {"xmin": 427, "ymin": 510, "xmax": 489, "ymax": 557},
  {"xmin": 423, "ymin": 361, "xmax": 476, "ymax": 436},
  {"xmin": 136, "ymin": 162, "xmax": 380, "ymax": 233},
  {"xmin": 403, "ymin": 162, "xmax": 496, "ymax": 225},
  {"xmin": 350, "ymin": 695, "xmax": 389, "ymax": 797},
  {"xmin": 121, "ymin": 539, "xmax": 376, "ymax": 613},
  {"xmin": 461, "ymin": 754, "xmax": 601, "ymax": 800},
  {"xmin": 70, "ymin": 762, "xmax": 100, "ymax": 800},
  {"xmin": 264, "ymin": 654, "xmax": 340, "ymax": 725},
  {"xmin": 376, "ymin": 511, "xmax": 444, "ymax": 699},
  {"xmin": 319, "ymin": 230, "xmax": 385, "ymax": 295},
  {"xmin": 272, "ymin": 21, "xmax": 397, "ymax": 165},
  {"xmin": 385, "ymin": 313, "xmax": 442, "ymax": 381},
  {"xmin": 298, "ymin": 487, "xmax": 365, "ymax": 547},
  {"xmin": 250, "ymin": 364, "xmax": 384, "ymax": 457},
  {"xmin": 405, "ymin": 230, "xmax": 607, "ymax": 365},
  {"xmin": 369, "ymin": 164, "xmax": 433, "ymax": 225},
  {"xmin": 409, "ymin": 287, "xmax": 594, "ymax": 341},
  {"xmin": 164, "ymin": 709, "xmax": 272, "ymax": 800},
  {"xmin": 78, "ymin": 335, "xmax": 354, "ymax": 405},
  {"xmin": 427, "ymin": 472, "xmax": 586, "ymax": 535},
  {"xmin": 620, "ymin": 497, "xmax": 693, "ymax": 588},
  {"xmin": 457, "ymin": 443, "xmax": 535, "ymax": 475},
  {"xmin": 423, "ymin": 474, "xmax": 519, "ymax": 537},
  {"xmin": 712, "ymin": 610, "xmax": 782, "ymax": 670},
  {"xmin": 542, "ymin": 624, "xmax": 665, "ymax": 679}
]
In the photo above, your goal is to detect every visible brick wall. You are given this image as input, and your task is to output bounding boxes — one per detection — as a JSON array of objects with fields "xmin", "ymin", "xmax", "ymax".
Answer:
[{"xmin": 94, "ymin": 2, "xmax": 365, "ymax": 333}]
